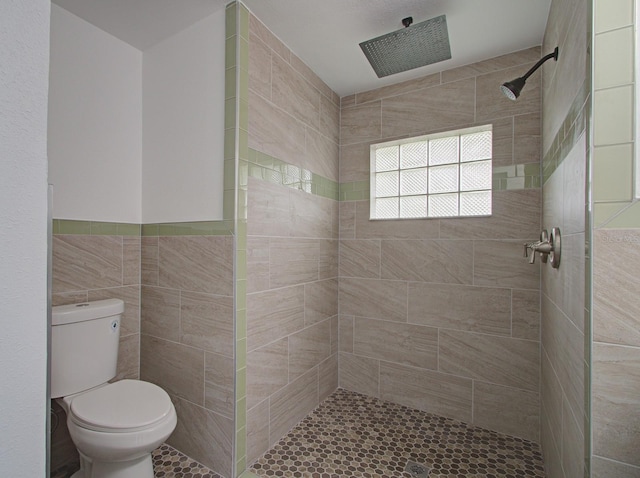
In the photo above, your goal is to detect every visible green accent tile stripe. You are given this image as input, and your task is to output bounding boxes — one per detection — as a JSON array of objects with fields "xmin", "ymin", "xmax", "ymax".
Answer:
[
  {"xmin": 492, "ymin": 163, "xmax": 541, "ymax": 191},
  {"xmin": 141, "ymin": 221, "xmax": 233, "ymax": 236},
  {"xmin": 53, "ymin": 220, "xmax": 141, "ymax": 236},
  {"xmin": 543, "ymin": 79, "xmax": 590, "ymax": 185},
  {"xmin": 248, "ymin": 148, "xmax": 340, "ymax": 200}
]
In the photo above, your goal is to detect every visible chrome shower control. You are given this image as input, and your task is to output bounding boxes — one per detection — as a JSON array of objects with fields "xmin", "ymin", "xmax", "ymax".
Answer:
[{"xmin": 524, "ymin": 228, "xmax": 561, "ymax": 268}]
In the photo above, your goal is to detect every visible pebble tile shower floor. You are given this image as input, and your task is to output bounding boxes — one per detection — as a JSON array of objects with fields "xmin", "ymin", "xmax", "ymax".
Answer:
[{"xmin": 250, "ymin": 388, "xmax": 546, "ymax": 478}]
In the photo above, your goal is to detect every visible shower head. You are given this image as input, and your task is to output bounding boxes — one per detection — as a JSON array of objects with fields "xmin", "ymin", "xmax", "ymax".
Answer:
[
  {"xmin": 501, "ymin": 47, "xmax": 559, "ymax": 100},
  {"xmin": 360, "ymin": 15, "xmax": 452, "ymax": 78}
]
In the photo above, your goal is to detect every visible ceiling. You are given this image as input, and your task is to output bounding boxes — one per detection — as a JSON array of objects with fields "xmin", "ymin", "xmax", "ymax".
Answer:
[{"xmin": 52, "ymin": 0, "xmax": 552, "ymax": 97}]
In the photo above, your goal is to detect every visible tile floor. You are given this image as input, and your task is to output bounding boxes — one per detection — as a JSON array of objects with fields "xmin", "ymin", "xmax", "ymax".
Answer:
[{"xmin": 249, "ymin": 388, "xmax": 546, "ymax": 478}]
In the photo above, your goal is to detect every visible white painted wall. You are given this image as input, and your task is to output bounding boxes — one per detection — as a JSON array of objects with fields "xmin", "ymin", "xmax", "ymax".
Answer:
[
  {"xmin": 142, "ymin": 9, "xmax": 226, "ymax": 223},
  {"xmin": 48, "ymin": 5, "xmax": 142, "ymax": 223},
  {"xmin": 0, "ymin": 0, "xmax": 50, "ymax": 475}
]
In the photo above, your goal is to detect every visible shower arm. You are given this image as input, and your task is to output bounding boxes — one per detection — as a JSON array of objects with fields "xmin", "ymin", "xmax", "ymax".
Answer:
[{"xmin": 519, "ymin": 47, "xmax": 559, "ymax": 82}]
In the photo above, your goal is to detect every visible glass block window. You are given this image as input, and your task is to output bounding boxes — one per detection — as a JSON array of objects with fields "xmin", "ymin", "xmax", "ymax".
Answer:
[{"xmin": 370, "ymin": 126, "xmax": 492, "ymax": 219}]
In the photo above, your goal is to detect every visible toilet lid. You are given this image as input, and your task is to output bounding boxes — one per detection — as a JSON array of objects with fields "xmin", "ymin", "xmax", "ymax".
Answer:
[{"xmin": 69, "ymin": 380, "xmax": 173, "ymax": 432}]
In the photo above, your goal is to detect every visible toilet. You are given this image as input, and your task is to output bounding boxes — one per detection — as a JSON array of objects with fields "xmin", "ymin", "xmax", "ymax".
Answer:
[{"xmin": 51, "ymin": 299, "xmax": 177, "ymax": 478}]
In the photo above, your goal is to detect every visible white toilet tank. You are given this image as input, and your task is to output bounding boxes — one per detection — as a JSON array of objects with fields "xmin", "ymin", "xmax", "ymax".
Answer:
[{"xmin": 51, "ymin": 299, "xmax": 124, "ymax": 399}]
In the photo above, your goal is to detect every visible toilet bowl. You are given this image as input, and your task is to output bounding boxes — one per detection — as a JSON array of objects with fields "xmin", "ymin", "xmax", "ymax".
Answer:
[
  {"xmin": 51, "ymin": 299, "xmax": 177, "ymax": 478},
  {"xmin": 58, "ymin": 380, "xmax": 177, "ymax": 478}
]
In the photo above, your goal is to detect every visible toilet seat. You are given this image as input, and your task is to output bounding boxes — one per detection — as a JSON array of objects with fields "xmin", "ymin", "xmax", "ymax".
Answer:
[{"xmin": 69, "ymin": 380, "xmax": 173, "ymax": 433}]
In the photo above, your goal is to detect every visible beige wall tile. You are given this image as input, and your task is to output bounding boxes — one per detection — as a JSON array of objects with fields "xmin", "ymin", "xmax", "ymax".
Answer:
[
  {"xmin": 320, "ymin": 94, "xmax": 340, "ymax": 144},
  {"xmin": 340, "ymin": 102, "xmax": 381, "ymax": 145},
  {"xmin": 249, "ymin": 13, "xmax": 290, "ymax": 62},
  {"xmin": 381, "ymin": 78, "xmax": 475, "ymax": 139},
  {"xmin": 513, "ymin": 112, "xmax": 541, "ymax": 163},
  {"xmin": 319, "ymin": 239, "xmax": 338, "ymax": 279},
  {"xmin": 492, "ymin": 117, "xmax": 514, "ymax": 167},
  {"xmin": 269, "ymin": 368, "xmax": 319, "ymax": 445},
  {"xmin": 247, "ymin": 236, "xmax": 270, "ymax": 293},
  {"xmin": 356, "ymin": 73, "xmax": 441, "ymax": 105},
  {"xmin": 330, "ymin": 316, "xmax": 338, "ymax": 355},
  {"xmin": 339, "ymin": 352, "xmax": 379, "ymax": 397},
  {"xmin": 248, "ymin": 90, "xmax": 306, "ymax": 166},
  {"xmin": 562, "ymin": 395, "xmax": 585, "ymax": 477},
  {"xmin": 247, "ymin": 398, "xmax": 270, "ymax": 465},
  {"xmin": 541, "ymin": 349, "xmax": 563, "ymax": 451},
  {"xmin": 441, "ymin": 47, "xmax": 541, "ymax": 83},
  {"xmin": 247, "ymin": 285, "xmax": 305, "ymax": 351},
  {"xmin": 52, "ymin": 290, "xmax": 88, "ymax": 306},
  {"xmin": 408, "ymin": 283, "xmax": 511, "ymax": 336},
  {"xmin": 114, "ymin": 333, "xmax": 139, "ymax": 381},
  {"xmin": 540, "ymin": 407, "xmax": 563, "ymax": 478},
  {"xmin": 249, "ymin": 33, "xmax": 271, "ymax": 100},
  {"xmin": 304, "ymin": 279, "xmax": 338, "ymax": 326},
  {"xmin": 381, "ymin": 239, "xmax": 473, "ymax": 284},
  {"xmin": 439, "ymin": 330, "xmax": 539, "ymax": 392},
  {"xmin": 53, "ymin": 235, "xmax": 122, "ymax": 293},
  {"xmin": 341, "ymin": 94, "xmax": 356, "ymax": 108},
  {"xmin": 290, "ymin": 53, "xmax": 334, "ymax": 102},
  {"xmin": 140, "ymin": 285, "xmax": 180, "ymax": 342},
  {"xmin": 592, "ymin": 456, "xmax": 640, "ymax": 478},
  {"xmin": 247, "ymin": 338, "xmax": 288, "ymax": 409},
  {"xmin": 304, "ymin": 127, "xmax": 339, "ymax": 181},
  {"xmin": 339, "ymin": 278, "xmax": 407, "ymax": 322},
  {"xmin": 141, "ymin": 236, "xmax": 158, "ymax": 286},
  {"xmin": 473, "ymin": 239, "xmax": 540, "ymax": 290},
  {"xmin": 354, "ymin": 318, "xmax": 438, "ymax": 370},
  {"xmin": 339, "ymin": 141, "xmax": 371, "ymax": 183},
  {"xmin": 473, "ymin": 381, "xmax": 539, "ymax": 442},
  {"xmin": 561, "ymin": 232, "xmax": 585, "ymax": 332},
  {"xmin": 592, "ymin": 342, "xmax": 640, "ymax": 467},
  {"xmin": 289, "ymin": 319, "xmax": 331, "ymax": 380},
  {"xmin": 269, "ymin": 238, "xmax": 319, "ymax": 288},
  {"xmin": 541, "ymin": 295, "xmax": 585, "ymax": 419},
  {"xmin": 319, "ymin": 354, "xmax": 338, "ymax": 402},
  {"xmin": 339, "ymin": 316, "xmax": 354, "ymax": 353},
  {"xmin": 562, "ymin": 134, "xmax": 586, "ymax": 235},
  {"xmin": 289, "ymin": 189, "xmax": 334, "ymax": 239},
  {"xmin": 158, "ymin": 236, "xmax": 233, "ymax": 296},
  {"xmin": 355, "ymin": 201, "xmax": 440, "ymax": 240},
  {"xmin": 123, "ymin": 236, "xmax": 140, "ymax": 285},
  {"xmin": 272, "ymin": 54, "xmax": 320, "ymax": 130},
  {"xmin": 168, "ymin": 396, "xmax": 233, "ymax": 478},
  {"xmin": 181, "ymin": 291, "xmax": 234, "ymax": 357},
  {"xmin": 339, "ymin": 239, "xmax": 380, "ymax": 278},
  {"xmin": 593, "ymin": 229, "xmax": 640, "ymax": 347},
  {"xmin": 512, "ymin": 289, "xmax": 541, "ymax": 340},
  {"xmin": 339, "ymin": 201, "xmax": 356, "ymax": 239},
  {"xmin": 440, "ymin": 189, "xmax": 541, "ymax": 240},
  {"xmin": 205, "ymin": 352, "xmax": 234, "ymax": 419},
  {"xmin": 379, "ymin": 361, "xmax": 472, "ymax": 423},
  {"xmin": 140, "ymin": 335, "xmax": 204, "ymax": 405},
  {"xmin": 248, "ymin": 178, "xmax": 291, "ymax": 237}
]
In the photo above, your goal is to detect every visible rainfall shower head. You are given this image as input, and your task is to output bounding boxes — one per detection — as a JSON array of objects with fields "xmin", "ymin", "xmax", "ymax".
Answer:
[
  {"xmin": 500, "ymin": 47, "xmax": 559, "ymax": 100},
  {"xmin": 360, "ymin": 15, "xmax": 452, "ymax": 78}
]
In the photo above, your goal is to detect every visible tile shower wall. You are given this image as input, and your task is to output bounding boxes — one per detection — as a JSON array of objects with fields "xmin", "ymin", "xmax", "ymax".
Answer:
[
  {"xmin": 140, "ymin": 232, "xmax": 234, "ymax": 478},
  {"xmin": 50, "ymin": 222, "xmax": 142, "ymax": 472},
  {"xmin": 540, "ymin": 0, "xmax": 589, "ymax": 477},
  {"xmin": 338, "ymin": 48, "xmax": 543, "ymax": 442},
  {"xmin": 244, "ymin": 10, "xmax": 340, "ymax": 467},
  {"xmin": 591, "ymin": 0, "xmax": 640, "ymax": 475}
]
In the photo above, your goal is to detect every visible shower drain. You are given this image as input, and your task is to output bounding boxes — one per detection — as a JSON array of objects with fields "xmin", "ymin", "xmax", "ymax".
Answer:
[{"xmin": 405, "ymin": 460, "xmax": 431, "ymax": 477}]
